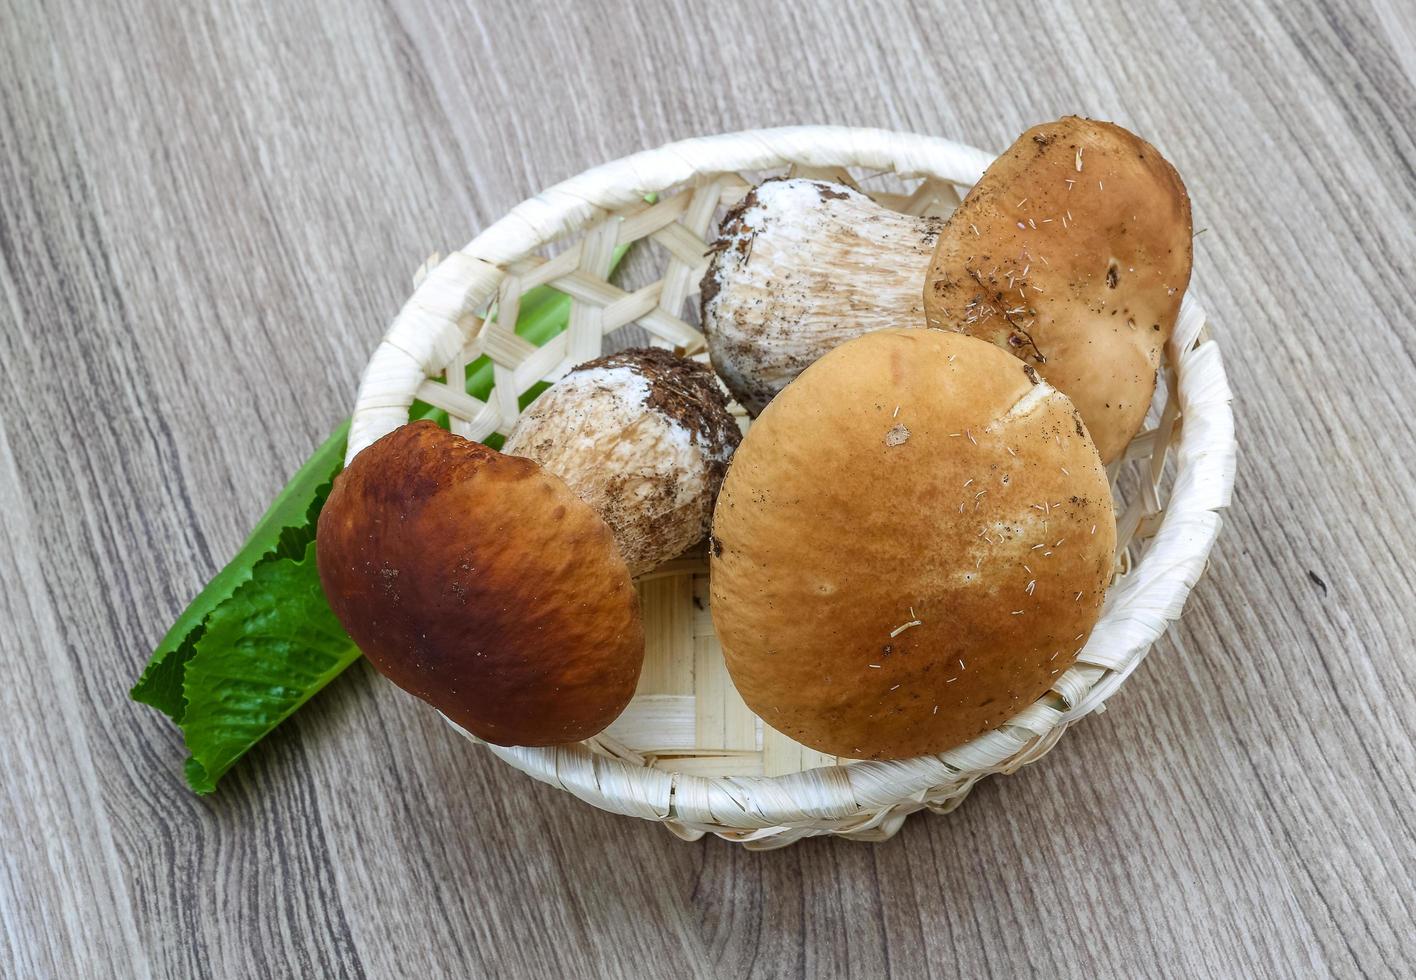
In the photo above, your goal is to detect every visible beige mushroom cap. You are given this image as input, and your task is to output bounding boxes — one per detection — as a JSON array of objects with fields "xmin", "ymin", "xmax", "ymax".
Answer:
[
  {"xmin": 317, "ymin": 421, "xmax": 643, "ymax": 746},
  {"xmin": 710, "ymin": 329, "xmax": 1117, "ymax": 760},
  {"xmin": 926, "ymin": 116, "xmax": 1193, "ymax": 462}
]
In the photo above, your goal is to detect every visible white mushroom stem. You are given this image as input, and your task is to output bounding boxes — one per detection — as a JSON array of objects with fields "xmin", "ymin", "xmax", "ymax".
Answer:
[
  {"xmin": 504, "ymin": 349, "xmax": 740, "ymax": 577},
  {"xmin": 702, "ymin": 179, "xmax": 938, "ymax": 415}
]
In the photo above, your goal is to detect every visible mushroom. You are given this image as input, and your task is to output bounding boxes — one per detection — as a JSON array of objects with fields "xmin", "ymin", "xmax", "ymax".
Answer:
[
  {"xmin": 317, "ymin": 420, "xmax": 644, "ymax": 746},
  {"xmin": 710, "ymin": 329, "xmax": 1117, "ymax": 760},
  {"xmin": 317, "ymin": 349, "xmax": 740, "ymax": 745},
  {"xmin": 701, "ymin": 178, "xmax": 944, "ymax": 416},
  {"xmin": 702, "ymin": 116, "xmax": 1192, "ymax": 463},
  {"xmin": 504, "ymin": 347, "xmax": 742, "ymax": 576}
]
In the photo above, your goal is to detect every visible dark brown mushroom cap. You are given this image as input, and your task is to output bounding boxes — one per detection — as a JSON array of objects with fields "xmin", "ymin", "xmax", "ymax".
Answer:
[{"xmin": 317, "ymin": 420, "xmax": 643, "ymax": 746}]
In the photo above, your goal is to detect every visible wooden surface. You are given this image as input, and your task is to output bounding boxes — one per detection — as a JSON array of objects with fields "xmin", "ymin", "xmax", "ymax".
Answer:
[{"xmin": 2, "ymin": 0, "xmax": 1413, "ymax": 976}]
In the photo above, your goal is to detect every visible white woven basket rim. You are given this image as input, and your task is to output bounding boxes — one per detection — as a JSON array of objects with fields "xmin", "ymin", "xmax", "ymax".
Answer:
[{"xmin": 346, "ymin": 126, "xmax": 1238, "ymax": 843}]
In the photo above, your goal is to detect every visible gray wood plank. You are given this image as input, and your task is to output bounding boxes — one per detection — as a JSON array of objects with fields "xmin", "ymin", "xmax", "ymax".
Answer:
[{"xmin": 1, "ymin": 0, "xmax": 1412, "ymax": 976}]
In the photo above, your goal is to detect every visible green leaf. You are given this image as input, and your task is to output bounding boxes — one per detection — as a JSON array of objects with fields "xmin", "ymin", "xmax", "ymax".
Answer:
[
  {"xmin": 180, "ymin": 538, "xmax": 359, "ymax": 793},
  {"xmin": 129, "ymin": 277, "xmax": 591, "ymax": 723},
  {"xmin": 133, "ymin": 233, "xmax": 640, "ymax": 793},
  {"xmin": 131, "ymin": 423, "xmax": 348, "ymax": 719}
]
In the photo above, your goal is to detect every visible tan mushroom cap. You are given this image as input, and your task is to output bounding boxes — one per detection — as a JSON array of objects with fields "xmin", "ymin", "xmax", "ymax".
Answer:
[
  {"xmin": 317, "ymin": 421, "xmax": 643, "ymax": 746},
  {"xmin": 710, "ymin": 330, "xmax": 1116, "ymax": 760},
  {"xmin": 925, "ymin": 116, "xmax": 1193, "ymax": 463}
]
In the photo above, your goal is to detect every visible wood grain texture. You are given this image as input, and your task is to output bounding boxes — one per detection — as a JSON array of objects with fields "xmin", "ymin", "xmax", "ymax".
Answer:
[{"xmin": 1, "ymin": 0, "xmax": 1412, "ymax": 976}]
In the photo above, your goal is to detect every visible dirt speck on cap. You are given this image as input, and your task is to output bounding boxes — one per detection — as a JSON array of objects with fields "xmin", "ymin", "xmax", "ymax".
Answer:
[{"xmin": 885, "ymin": 424, "xmax": 911, "ymax": 446}]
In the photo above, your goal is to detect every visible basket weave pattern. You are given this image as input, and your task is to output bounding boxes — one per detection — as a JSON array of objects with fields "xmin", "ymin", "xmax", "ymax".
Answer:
[{"xmin": 346, "ymin": 128, "xmax": 1237, "ymax": 848}]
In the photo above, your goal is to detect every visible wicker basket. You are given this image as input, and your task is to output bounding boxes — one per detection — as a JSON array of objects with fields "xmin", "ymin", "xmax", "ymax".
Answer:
[{"xmin": 345, "ymin": 126, "xmax": 1237, "ymax": 848}]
